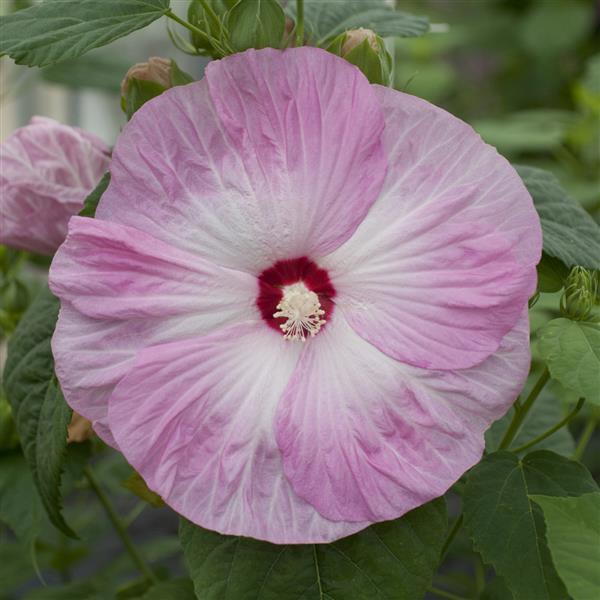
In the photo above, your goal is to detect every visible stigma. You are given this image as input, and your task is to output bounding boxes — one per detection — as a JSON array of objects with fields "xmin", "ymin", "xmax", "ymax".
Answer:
[{"xmin": 273, "ymin": 282, "xmax": 326, "ymax": 342}]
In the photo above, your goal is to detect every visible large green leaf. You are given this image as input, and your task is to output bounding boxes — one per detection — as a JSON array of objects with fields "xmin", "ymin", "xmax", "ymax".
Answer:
[
  {"xmin": 41, "ymin": 54, "xmax": 132, "ymax": 92},
  {"xmin": 0, "ymin": 0, "xmax": 171, "ymax": 68},
  {"xmin": 180, "ymin": 498, "xmax": 446, "ymax": 600},
  {"xmin": 463, "ymin": 450, "xmax": 598, "ymax": 600},
  {"xmin": 141, "ymin": 579, "xmax": 196, "ymax": 599},
  {"xmin": 0, "ymin": 451, "xmax": 43, "ymax": 544},
  {"xmin": 516, "ymin": 166, "xmax": 600, "ymax": 270},
  {"xmin": 288, "ymin": 0, "xmax": 428, "ymax": 45},
  {"xmin": 3, "ymin": 286, "xmax": 75, "ymax": 537},
  {"xmin": 538, "ymin": 318, "xmax": 600, "ymax": 405},
  {"xmin": 530, "ymin": 493, "xmax": 600, "ymax": 600},
  {"xmin": 474, "ymin": 110, "xmax": 576, "ymax": 155}
]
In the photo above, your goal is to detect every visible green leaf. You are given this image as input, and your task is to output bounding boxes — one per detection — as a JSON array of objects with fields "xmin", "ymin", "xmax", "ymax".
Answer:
[
  {"xmin": 538, "ymin": 319, "xmax": 600, "ymax": 405},
  {"xmin": 227, "ymin": 0, "xmax": 286, "ymax": 51},
  {"xmin": 463, "ymin": 450, "xmax": 598, "ymax": 600},
  {"xmin": 289, "ymin": 1, "xmax": 428, "ymax": 45},
  {"xmin": 141, "ymin": 579, "xmax": 196, "ymax": 599},
  {"xmin": 516, "ymin": 166, "xmax": 600, "ymax": 270},
  {"xmin": 473, "ymin": 110, "xmax": 576, "ymax": 155},
  {"xmin": 169, "ymin": 59, "xmax": 194, "ymax": 87},
  {"xmin": 180, "ymin": 498, "xmax": 446, "ymax": 600},
  {"xmin": 0, "ymin": 0, "xmax": 171, "ymax": 68},
  {"xmin": 537, "ymin": 253, "xmax": 569, "ymax": 294},
  {"xmin": 24, "ymin": 580, "xmax": 107, "ymax": 599},
  {"xmin": 530, "ymin": 493, "xmax": 600, "ymax": 600},
  {"xmin": 519, "ymin": 1, "xmax": 592, "ymax": 58},
  {"xmin": 0, "ymin": 451, "xmax": 43, "ymax": 544},
  {"xmin": 41, "ymin": 53, "xmax": 132, "ymax": 92},
  {"xmin": 485, "ymin": 389, "xmax": 575, "ymax": 457},
  {"xmin": 2, "ymin": 286, "xmax": 75, "ymax": 538},
  {"xmin": 121, "ymin": 470, "xmax": 165, "ymax": 507},
  {"xmin": 79, "ymin": 173, "xmax": 111, "ymax": 218}
]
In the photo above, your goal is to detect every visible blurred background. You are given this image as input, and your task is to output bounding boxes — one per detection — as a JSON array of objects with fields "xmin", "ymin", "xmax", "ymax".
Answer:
[{"xmin": 1, "ymin": 1, "xmax": 599, "ymax": 598}]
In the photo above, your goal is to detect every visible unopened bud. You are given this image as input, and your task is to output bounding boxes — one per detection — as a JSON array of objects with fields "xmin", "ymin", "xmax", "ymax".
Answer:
[
  {"xmin": 121, "ymin": 58, "xmax": 193, "ymax": 120},
  {"xmin": 282, "ymin": 16, "xmax": 296, "ymax": 47},
  {"xmin": 327, "ymin": 29, "xmax": 392, "ymax": 86},
  {"xmin": 67, "ymin": 412, "xmax": 94, "ymax": 443},
  {"xmin": 341, "ymin": 28, "xmax": 379, "ymax": 55},
  {"xmin": 121, "ymin": 57, "xmax": 172, "ymax": 97},
  {"xmin": 560, "ymin": 266, "xmax": 599, "ymax": 321}
]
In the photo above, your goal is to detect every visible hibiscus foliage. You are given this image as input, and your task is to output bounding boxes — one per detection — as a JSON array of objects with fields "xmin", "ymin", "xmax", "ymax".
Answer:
[{"xmin": 1, "ymin": 1, "xmax": 599, "ymax": 600}]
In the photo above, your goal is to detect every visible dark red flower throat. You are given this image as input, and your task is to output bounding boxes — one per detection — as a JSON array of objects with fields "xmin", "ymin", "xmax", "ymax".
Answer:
[{"xmin": 257, "ymin": 257, "xmax": 336, "ymax": 335}]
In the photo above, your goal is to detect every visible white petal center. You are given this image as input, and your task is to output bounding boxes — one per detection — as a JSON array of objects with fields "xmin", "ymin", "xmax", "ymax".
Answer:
[{"xmin": 273, "ymin": 282, "xmax": 326, "ymax": 342}]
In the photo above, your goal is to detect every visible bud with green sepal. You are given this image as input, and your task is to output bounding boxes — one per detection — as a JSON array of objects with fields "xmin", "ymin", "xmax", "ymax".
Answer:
[
  {"xmin": 121, "ymin": 58, "xmax": 194, "ymax": 120},
  {"xmin": 187, "ymin": 0, "xmax": 235, "ymax": 56},
  {"xmin": 327, "ymin": 28, "xmax": 393, "ymax": 86},
  {"xmin": 560, "ymin": 266, "xmax": 599, "ymax": 322},
  {"xmin": 226, "ymin": 0, "xmax": 286, "ymax": 52}
]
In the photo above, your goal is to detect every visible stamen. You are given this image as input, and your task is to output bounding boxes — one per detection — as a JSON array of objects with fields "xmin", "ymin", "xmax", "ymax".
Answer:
[{"xmin": 273, "ymin": 282, "xmax": 326, "ymax": 342}]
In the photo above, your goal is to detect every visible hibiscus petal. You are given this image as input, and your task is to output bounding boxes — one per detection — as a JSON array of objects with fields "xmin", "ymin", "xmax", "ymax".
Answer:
[
  {"xmin": 276, "ymin": 312, "xmax": 530, "ymax": 523},
  {"xmin": 52, "ymin": 303, "xmax": 209, "ymax": 448},
  {"xmin": 96, "ymin": 48, "xmax": 386, "ymax": 273},
  {"xmin": 50, "ymin": 217, "xmax": 257, "ymax": 321},
  {"xmin": 323, "ymin": 87, "xmax": 541, "ymax": 370},
  {"xmin": 107, "ymin": 323, "xmax": 369, "ymax": 543},
  {"xmin": 50, "ymin": 217, "xmax": 258, "ymax": 446}
]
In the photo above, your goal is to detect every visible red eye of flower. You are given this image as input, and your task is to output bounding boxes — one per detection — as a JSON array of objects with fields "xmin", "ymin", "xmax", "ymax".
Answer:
[{"xmin": 257, "ymin": 257, "xmax": 336, "ymax": 340}]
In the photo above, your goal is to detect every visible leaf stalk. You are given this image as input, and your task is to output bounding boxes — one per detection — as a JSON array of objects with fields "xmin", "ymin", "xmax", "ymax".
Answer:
[
  {"xmin": 84, "ymin": 466, "xmax": 157, "ymax": 584},
  {"xmin": 499, "ymin": 368, "xmax": 550, "ymax": 450}
]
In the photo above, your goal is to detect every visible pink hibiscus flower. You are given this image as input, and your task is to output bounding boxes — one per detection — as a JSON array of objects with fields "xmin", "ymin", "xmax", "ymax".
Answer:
[
  {"xmin": 49, "ymin": 48, "xmax": 541, "ymax": 544},
  {"xmin": 0, "ymin": 117, "xmax": 110, "ymax": 255}
]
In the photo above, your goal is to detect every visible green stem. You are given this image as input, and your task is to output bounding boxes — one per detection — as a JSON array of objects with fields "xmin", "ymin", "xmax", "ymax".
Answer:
[
  {"xmin": 296, "ymin": 0, "xmax": 304, "ymax": 46},
  {"xmin": 440, "ymin": 514, "xmax": 463, "ymax": 560},
  {"xmin": 499, "ymin": 368, "xmax": 550, "ymax": 450},
  {"xmin": 84, "ymin": 466, "xmax": 157, "ymax": 584},
  {"xmin": 197, "ymin": 0, "xmax": 222, "ymax": 33},
  {"xmin": 427, "ymin": 586, "xmax": 469, "ymax": 600},
  {"xmin": 511, "ymin": 398, "xmax": 585, "ymax": 454},
  {"xmin": 165, "ymin": 9, "xmax": 227, "ymax": 55},
  {"xmin": 573, "ymin": 418, "xmax": 596, "ymax": 461}
]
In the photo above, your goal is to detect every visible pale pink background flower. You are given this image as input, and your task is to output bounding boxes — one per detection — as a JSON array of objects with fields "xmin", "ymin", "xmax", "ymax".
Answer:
[
  {"xmin": 0, "ymin": 117, "xmax": 110, "ymax": 255},
  {"xmin": 49, "ymin": 48, "xmax": 542, "ymax": 544}
]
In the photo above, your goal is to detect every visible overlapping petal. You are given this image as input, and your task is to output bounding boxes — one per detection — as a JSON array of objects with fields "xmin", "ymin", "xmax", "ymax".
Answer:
[
  {"xmin": 0, "ymin": 117, "xmax": 109, "ymax": 254},
  {"xmin": 276, "ymin": 312, "xmax": 530, "ymax": 523},
  {"xmin": 96, "ymin": 48, "xmax": 386, "ymax": 273},
  {"xmin": 50, "ymin": 217, "xmax": 256, "ymax": 321},
  {"xmin": 107, "ymin": 323, "xmax": 368, "ymax": 543},
  {"xmin": 50, "ymin": 217, "xmax": 257, "ymax": 444},
  {"xmin": 322, "ymin": 87, "xmax": 541, "ymax": 370}
]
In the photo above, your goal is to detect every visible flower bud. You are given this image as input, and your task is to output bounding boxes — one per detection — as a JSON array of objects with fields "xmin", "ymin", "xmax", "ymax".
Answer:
[
  {"xmin": 121, "ymin": 58, "xmax": 193, "ymax": 119},
  {"xmin": 327, "ymin": 29, "xmax": 392, "ymax": 86},
  {"xmin": 120, "ymin": 57, "xmax": 172, "ymax": 97},
  {"xmin": 0, "ymin": 117, "xmax": 110, "ymax": 255},
  {"xmin": 560, "ymin": 266, "xmax": 599, "ymax": 321},
  {"xmin": 67, "ymin": 412, "xmax": 94, "ymax": 443},
  {"xmin": 341, "ymin": 28, "xmax": 379, "ymax": 55}
]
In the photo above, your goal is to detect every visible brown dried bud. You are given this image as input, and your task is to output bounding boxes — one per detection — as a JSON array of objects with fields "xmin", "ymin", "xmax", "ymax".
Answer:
[
  {"xmin": 67, "ymin": 412, "xmax": 94, "ymax": 443},
  {"xmin": 341, "ymin": 28, "xmax": 379, "ymax": 56},
  {"xmin": 120, "ymin": 57, "xmax": 172, "ymax": 97}
]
